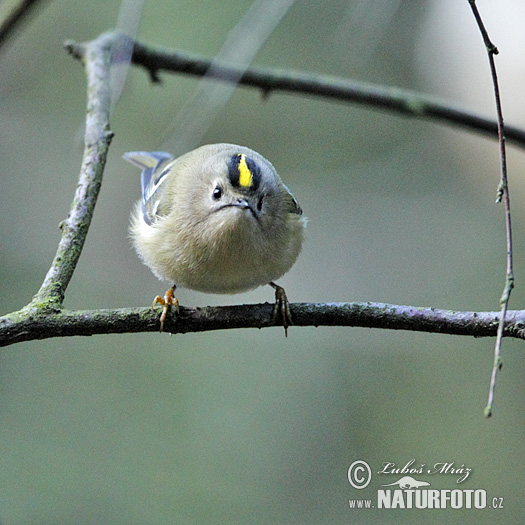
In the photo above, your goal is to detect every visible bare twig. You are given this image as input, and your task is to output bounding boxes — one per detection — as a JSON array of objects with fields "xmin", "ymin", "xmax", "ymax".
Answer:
[
  {"xmin": 2, "ymin": 302, "xmax": 525, "ymax": 348},
  {"xmin": 467, "ymin": 0, "xmax": 513, "ymax": 418}
]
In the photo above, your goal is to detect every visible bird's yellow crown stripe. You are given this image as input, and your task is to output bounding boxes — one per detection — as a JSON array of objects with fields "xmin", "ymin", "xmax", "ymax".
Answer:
[{"xmin": 238, "ymin": 154, "xmax": 253, "ymax": 188}]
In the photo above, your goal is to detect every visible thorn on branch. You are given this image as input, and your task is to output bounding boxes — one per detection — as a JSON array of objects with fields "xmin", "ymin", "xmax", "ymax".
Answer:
[
  {"xmin": 148, "ymin": 68, "xmax": 162, "ymax": 84},
  {"xmin": 261, "ymin": 87, "xmax": 272, "ymax": 100},
  {"xmin": 64, "ymin": 40, "xmax": 84, "ymax": 60}
]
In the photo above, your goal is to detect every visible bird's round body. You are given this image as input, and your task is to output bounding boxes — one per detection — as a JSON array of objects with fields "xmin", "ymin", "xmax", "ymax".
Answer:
[{"xmin": 125, "ymin": 143, "xmax": 305, "ymax": 295}]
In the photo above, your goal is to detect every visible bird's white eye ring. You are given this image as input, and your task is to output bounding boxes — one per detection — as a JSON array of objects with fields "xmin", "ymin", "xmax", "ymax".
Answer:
[{"xmin": 212, "ymin": 186, "xmax": 223, "ymax": 200}]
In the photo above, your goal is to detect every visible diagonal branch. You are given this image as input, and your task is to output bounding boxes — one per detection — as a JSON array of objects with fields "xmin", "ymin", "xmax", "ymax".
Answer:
[
  {"xmin": 113, "ymin": 36, "xmax": 525, "ymax": 150},
  {"xmin": 30, "ymin": 33, "xmax": 114, "ymax": 310}
]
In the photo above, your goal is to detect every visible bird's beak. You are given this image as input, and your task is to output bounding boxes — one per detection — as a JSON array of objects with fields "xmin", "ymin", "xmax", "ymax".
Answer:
[
  {"xmin": 227, "ymin": 198, "xmax": 259, "ymax": 221},
  {"xmin": 232, "ymin": 198, "xmax": 252, "ymax": 210},
  {"xmin": 215, "ymin": 198, "xmax": 259, "ymax": 222}
]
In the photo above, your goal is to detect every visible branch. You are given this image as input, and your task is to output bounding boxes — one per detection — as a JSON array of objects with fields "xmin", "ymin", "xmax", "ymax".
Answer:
[
  {"xmin": 467, "ymin": 0, "xmax": 513, "ymax": 417},
  {"xmin": 2, "ymin": 302, "xmax": 525, "ymax": 347},
  {"xmin": 30, "ymin": 33, "xmax": 114, "ymax": 310},
  {"xmin": 104, "ymin": 36, "xmax": 525, "ymax": 150}
]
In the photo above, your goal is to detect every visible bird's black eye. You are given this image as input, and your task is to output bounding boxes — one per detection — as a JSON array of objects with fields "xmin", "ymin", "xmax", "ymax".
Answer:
[
  {"xmin": 257, "ymin": 194, "xmax": 264, "ymax": 211},
  {"xmin": 212, "ymin": 186, "xmax": 222, "ymax": 200}
]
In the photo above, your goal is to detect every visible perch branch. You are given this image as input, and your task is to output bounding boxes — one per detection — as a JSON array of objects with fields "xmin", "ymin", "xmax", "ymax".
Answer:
[{"xmin": 2, "ymin": 302, "xmax": 525, "ymax": 347}]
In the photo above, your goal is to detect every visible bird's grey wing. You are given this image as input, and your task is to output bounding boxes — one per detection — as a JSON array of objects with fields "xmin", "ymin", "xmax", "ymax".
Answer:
[
  {"xmin": 123, "ymin": 151, "xmax": 176, "ymax": 225},
  {"xmin": 282, "ymin": 184, "xmax": 303, "ymax": 215}
]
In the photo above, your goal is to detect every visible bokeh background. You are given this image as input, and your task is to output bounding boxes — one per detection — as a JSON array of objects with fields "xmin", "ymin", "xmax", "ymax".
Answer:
[{"xmin": 1, "ymin": 0, "xmax": 525, "ymax": 523}]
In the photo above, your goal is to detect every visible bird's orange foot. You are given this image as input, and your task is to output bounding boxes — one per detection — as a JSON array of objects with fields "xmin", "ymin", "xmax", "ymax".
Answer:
[
  {"xmin": 269, "ymin": 282, "xmax": 292, "ymax": 337},
  {"xmin": 152, "ymin": 287, "xmax": 179, "ymax": 332}
]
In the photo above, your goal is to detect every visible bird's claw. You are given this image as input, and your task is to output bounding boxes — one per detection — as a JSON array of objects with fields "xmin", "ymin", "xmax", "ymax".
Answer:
[
  {"xmin": 270, "ymin": 282, "xmax": 292, "ymax": 337},
  {"xmin": 152, "ymin": 287, "xmax": 179, "ymax": 332}
]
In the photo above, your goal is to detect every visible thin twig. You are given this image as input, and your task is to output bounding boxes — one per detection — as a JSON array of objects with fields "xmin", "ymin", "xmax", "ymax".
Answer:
[
  {"xmin": 467, "ymin": 0, "xmax": 513, "ymax": 418},
  {"xmin": 1, "ymin": 302, "xmax": 525, "ymax": 347}
]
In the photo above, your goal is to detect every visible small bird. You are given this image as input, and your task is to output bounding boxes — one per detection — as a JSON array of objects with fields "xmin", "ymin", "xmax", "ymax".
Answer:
[{"xmin": 124, "ymin": 143, "xmax": 306, "ymax": 334}]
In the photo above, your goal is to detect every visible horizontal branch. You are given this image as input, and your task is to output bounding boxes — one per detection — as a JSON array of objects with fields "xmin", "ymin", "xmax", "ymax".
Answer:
[
  {"xmin": 2, "ymin": 302, "xmax": 525, "ymax": 347},
  {"xmin": 117, "ymin": 36, "xmax": 525, "ymax": 150}
]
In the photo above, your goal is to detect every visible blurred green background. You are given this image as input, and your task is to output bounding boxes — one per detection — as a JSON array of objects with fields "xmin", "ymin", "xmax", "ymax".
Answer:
[{"xmin": 1, "ymin": 0, "xmax": 525, "ymax": 523}]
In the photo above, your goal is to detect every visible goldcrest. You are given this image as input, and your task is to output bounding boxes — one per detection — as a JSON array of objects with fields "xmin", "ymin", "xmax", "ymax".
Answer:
[{"xmin": 124, "ymin": 143, "xmax": 306, "ymax": 333}]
